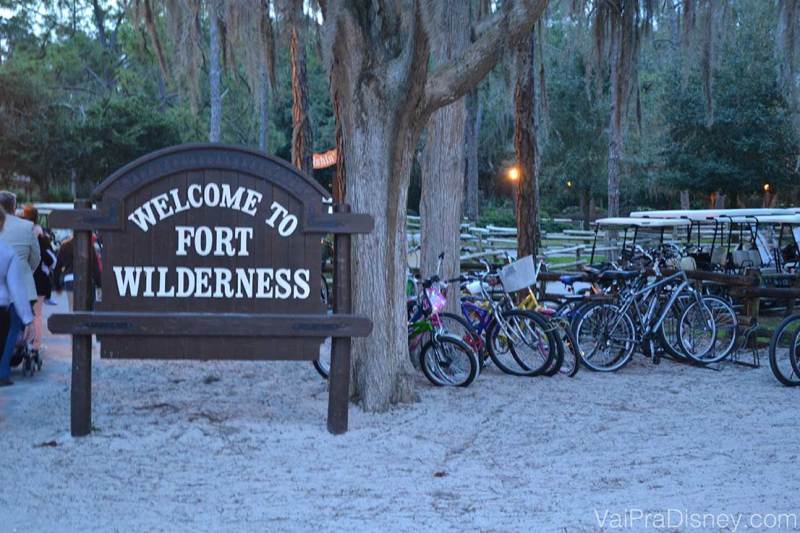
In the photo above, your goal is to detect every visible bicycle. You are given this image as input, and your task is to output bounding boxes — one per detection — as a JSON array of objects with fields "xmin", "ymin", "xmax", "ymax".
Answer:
[
  {"xmin": 573, "ymin": 250, "xmax": 717, "ymax": 371},
  {"xmin": 407, "ymin": 253, "xmax": 480, "ymax": 387},
  {"xmin": 457, "ymin": 258, "xmax": 556, "ymax": 377}
]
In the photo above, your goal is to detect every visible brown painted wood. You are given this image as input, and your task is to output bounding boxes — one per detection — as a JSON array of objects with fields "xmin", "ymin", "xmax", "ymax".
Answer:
[
  {"xmin": 49, "ymin": 312, "xmax": 372, "ymax": 337},
  {"xmin": 328, "ymin": 204, "xmax": 353, "ymax": 435},
  {"xmin": 59, "ymin": 144, "xmax": 373, "ymax": 434},
  {"xmin": 305, "ymin": 212, "xmax": 374, "ymax": 234},
  {"xmin": 71, "ymin": 199, "xmax": 93, "ymax": 437},
  {"xmin": 48, "ymin": 205, "xmax": 122, "ymax": 230}
]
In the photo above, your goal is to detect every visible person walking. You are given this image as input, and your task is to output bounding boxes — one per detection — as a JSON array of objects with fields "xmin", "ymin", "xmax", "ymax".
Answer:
[
  {"xmin": 0, "ymin": 192, "xmax": 40, "ymax": 384},
  {"xmin": 0, "ymin": 207, "xmax": 36, "ymax": 386},
  {"xmin": 21, "ymin": 204, "xmax": 56, "ymax": 356}
]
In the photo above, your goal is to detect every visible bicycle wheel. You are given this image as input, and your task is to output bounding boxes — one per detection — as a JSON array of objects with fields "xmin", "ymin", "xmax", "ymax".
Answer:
[
  {"xmin": 487, "ymin": 310, "xmax": 555, "ymax": 376},
  {"xmin": 420, "ymin": 334, "xmax": 480, "ymax": 387},
  {"xmin": 659, "ymin": 295, "xmax": 737, "ymax": 363},
  {"xmin": 659, "ymin": 294, "xmax": 691, "ymax": 360},
  {"xmin": 574, "ymin": 302, "xmax": 636, "ymax": 372},
  {"xmin": 313, "ymin": 338, "xmax": 331, "ymax": 379},
  {"xmin": 436, "ymin": 312, "xmax": 483, "ymax": 359},
  {"xmin": 769, "ymin": 314, "xmax": 800, "ymax": 386},
  {"xmin": 557, "ymin": 323, "xmax": 580, "ymax": 377},
  {"xmin": 678, "ymin": 299, "xmax": 717, "ymax": 363},
  {"xmin": 313, "ymin": 276, "xmax": 333, "ymax": 379},
  {"xmin": 699, "ymin": 296, "xmax": 737, "ymax": 363},
  {"xmin": 790, "ymin": 326, "xmax": 800, "ymax": 382},
  {"xmin": 541, "ymin": 325, "xmax": 565, "ymax": 377}
]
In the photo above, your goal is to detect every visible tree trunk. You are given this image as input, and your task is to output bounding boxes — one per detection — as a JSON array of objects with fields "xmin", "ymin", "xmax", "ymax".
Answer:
[
  {"xmin": 680, "ymin": 189, "xmax": 690, "ymax": 209},
  {"xmin": 607, "ymin": 19, "xmax": 624, "ymax": 218},
  {"xmin": 332, "ymin": 89, "xmax": 347, "ymax": 203},
  {"xmin": 323, "ymin": 0, "xmax": 548, "ymax": 412},
  {"xmin": 580, "ymin": 188, "xmax": 591, "ymax": 230},
  {"xmin": 420, "ymin": 0, "xmax": 470, "ymax": 295},
  {"xmin": 463, "ymin": 87, "xmax": 481, "ymax": 222},
  {"xmin": 342, "ymin": 102, "xmax": 420, "ymax": 411},
  {"xmin": 208, "ymin": 1, "xmax": 222, "ymax": 143},
  {"xmin": 515, "ymin": 29, "xmax": 541, "ymax": 260},
  {"xmin": 258, "ymin": 61, "xmax": 270, "ymax": 152},
  {"xmin": 289, "ymin": 1, "xmax": 313, "ymax": 173}
]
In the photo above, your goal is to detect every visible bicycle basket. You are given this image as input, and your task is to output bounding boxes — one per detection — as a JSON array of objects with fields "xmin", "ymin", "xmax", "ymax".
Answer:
[
  {"xmin": 425, "ymin": 287, "xmax": 447, "ymax": 313},
  {"xmin": 499, "ymin": 255, "xmax": 537, "ymax": 292}
]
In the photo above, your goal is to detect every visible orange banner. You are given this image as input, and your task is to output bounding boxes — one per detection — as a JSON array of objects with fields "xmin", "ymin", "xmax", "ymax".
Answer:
[{"xmin": 313, "ymin": 149, "xmax": 337, "ymax": 170}]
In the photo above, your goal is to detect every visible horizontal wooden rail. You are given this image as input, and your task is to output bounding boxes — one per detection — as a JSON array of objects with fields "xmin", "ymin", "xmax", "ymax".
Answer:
[{"xmin": 49, "ymin": 312, "xmax": 373, "ymax": 337}]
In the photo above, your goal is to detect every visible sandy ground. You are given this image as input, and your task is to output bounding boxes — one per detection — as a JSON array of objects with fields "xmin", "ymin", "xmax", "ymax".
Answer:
[{"xmin": 1, "ymin": 295, "xmax": 798, "ymax": 533}]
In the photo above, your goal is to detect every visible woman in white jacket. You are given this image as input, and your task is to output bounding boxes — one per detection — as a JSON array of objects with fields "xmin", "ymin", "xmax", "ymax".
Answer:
[{"xmin": 0, "ymin": 207, "xmax": 34, "ymax": 386}]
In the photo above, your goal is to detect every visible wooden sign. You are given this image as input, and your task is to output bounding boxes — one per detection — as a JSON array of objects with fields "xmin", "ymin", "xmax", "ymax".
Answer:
[
  {"xmin": 48, "ymin": 144, "xmax": 373, "ymax": 435},
  {"xmin": 312, "ymin": 148, "xmax": 337, "ymax": 169}
]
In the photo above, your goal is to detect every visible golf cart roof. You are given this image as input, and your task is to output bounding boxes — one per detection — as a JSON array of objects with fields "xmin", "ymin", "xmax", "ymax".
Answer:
[
  {"xmin": 629, "ymin": 208, "xmax": 795, "ymax": 221},
  {"xmin": 594, "ymin": 217, "xmax": 692, "ymax": 228},
  {"xmin": 721, "ymin": 214, "xmax": 800, "ymax": 225}
]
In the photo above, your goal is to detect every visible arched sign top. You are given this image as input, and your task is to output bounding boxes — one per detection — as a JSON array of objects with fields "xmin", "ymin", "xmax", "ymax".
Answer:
[{"xmin": 91, "ymin": 143, "xmax": 331, "ymax": 205}]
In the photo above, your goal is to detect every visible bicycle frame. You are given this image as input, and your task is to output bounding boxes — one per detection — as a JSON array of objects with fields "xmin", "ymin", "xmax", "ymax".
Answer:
[{"xmin": 610, "ymin": 270, "xmax": 701, "ymax": 342}]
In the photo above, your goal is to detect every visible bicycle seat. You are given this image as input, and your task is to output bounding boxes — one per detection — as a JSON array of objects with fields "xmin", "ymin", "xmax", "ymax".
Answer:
[
  {"xmin": 559, "ymin": 273, "xmax": 585, "ymax": 285},
  {"xmin": 599, "ymin": 270, "xmax": 640, "ymax": 281}
]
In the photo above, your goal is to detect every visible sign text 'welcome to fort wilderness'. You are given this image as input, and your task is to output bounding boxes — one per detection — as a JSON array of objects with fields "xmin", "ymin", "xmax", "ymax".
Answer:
[
  {"xmin": 47, "ymin": 144, "xmax": 374, "ymax": 435},
  {"xmin": 115, "ymin": 182, "xmax": 310, "ymax": 300}
]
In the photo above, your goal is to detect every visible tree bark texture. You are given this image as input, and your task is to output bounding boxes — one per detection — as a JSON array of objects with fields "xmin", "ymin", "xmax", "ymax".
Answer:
[
  {"xmin": 514, "ymin": 29, "xmax": 541, "ymax": 260},
  {"xmin": 290, "ymin": 0, "xmax": 313, "ymax": 173},
  {"xmin": 605, "ymin": 0, "xmax": 636, "ymax": 218},
  {"xmin": 208, "ymin": 0, "xmax": 222, "ymax": 143},
  {"xmin": 420, "ymin": 0, "xmax": 470, "ymax": 292},
  {"xmin": 463, "ymin": 87, "xmax": 481, "ymax": 222},
  {"xmin": 258, "ymin": 61, "xmax": 270, "ymax": 152},
  {"xmin": 680, "ymin": 189, "xmax": 690, "ymax": 209},
  {"xmin": 323, "ymin": 0, "xmax": 548, "ymax": 412}
]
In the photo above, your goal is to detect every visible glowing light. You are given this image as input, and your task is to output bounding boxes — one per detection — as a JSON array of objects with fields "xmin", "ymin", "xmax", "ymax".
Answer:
[
  {"xmin": 567, "ymin": 180, "xmax": 573, "ymax": 188},
  {"xmin": 508, "ymin": 166, "xmax": 520, "ymax": 181},
  {"xmin": 763, "ymin": 183, "xmax": 771, "ymax": 193}
]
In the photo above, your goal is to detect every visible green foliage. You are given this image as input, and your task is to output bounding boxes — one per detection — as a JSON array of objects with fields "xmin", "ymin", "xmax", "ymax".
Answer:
[
  {"xmin": 74, "ymin": 96, "xmax": 184, "ymax": 186},
  {"xmin": 477, "ymin": 199, "xmax": 516, "ymax": 227},
  {"xmin": 1, "ymin": 0, "xmax": 799, "ymax": 209},
  {"xmin": 659, "ymin": 6, "xmax": 800, "ymax": 201}
]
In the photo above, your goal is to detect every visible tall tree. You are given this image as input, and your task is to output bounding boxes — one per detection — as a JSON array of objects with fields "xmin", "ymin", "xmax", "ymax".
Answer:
[
  {"xmin": 208, "ymin": 0, "xmax": 222, "ymax": 142},
  {"xmin": 287, "ymin": 0, "xmax": 313, "ymax": 172},
  {"xmin": 463, "ymin": 0, "xmax": 492, "ymax": 222},
  {"xmin": 514, "ymin": 26, "xmax": 542, "ymax": 259},
  {"xmin": 419, "ymin": 0, "xmax": 470, "ymax": 295},
  {"xmin": 321, "ymin": 0, "xmax": 548, "ymax": 411},
  {"xmin": 463, "ymin": 87, "xmax": 482, "ymax": 221},
  {"xmin": 600, "ymin": 0, "xmax": 641, "ymax": 217},
  {"xmin": 258, "ymin": 1, "xmax": 276, "ymax": 152}
]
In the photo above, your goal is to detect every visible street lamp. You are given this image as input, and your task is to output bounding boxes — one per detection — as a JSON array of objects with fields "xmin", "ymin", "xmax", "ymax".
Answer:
[{"xmin": 508, "ymin": 166, "xmax": 520, "ymax": 182}]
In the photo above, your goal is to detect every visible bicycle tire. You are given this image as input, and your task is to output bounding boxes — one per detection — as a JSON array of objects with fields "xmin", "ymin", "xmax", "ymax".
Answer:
[
  {"xmin": 574, "ymin": 302, "xmax": 636, "ymax": 372},
  {"xmin": 790, "ymin": 325, "xmax": 800, "ymax": 382},
  {"xmin": 679, "ymin": 300, "xmax": 717, "ymax": 363},
  {"xmin": 437, "ymin": 312, "xmax": 483, "ymax": 360},
  {"xmin": 557, "ymin": 324, "xmax": 580, "ymax": 377},
  {"xmin": 487, "ymin": 309, "xmax": 555, "ymax": 376},
  {"xmin": 542, "ymin": 324, "xmax": 564, "ymax": 377},
  {"xmin": 420, "ymin": 334, "xmax": 480, "ymax": 387},
  {"xmin": 769, "ymin": 314, "xmax": 800, "ymax": 386}
]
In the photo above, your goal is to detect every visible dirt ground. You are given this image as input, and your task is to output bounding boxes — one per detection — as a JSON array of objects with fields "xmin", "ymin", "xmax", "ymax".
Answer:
[{"xmin": 1, "ymin": 295, "xmax": 798, "ymax": 532}]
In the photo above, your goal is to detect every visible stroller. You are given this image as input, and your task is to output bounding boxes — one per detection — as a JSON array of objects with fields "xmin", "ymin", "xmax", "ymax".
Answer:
[{"xmin": 9, "ymin": 332, "xmax": 41, "ymax": 377}]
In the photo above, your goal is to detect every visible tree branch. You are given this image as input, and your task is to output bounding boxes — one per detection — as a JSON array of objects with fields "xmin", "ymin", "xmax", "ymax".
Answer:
[{"xmin": 423, "ymin": 0, "xmax": 548, "ymax": 115}]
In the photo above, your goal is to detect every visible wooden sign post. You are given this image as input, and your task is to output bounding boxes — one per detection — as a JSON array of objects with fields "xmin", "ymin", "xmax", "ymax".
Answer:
[{"xmin": 48, "ymin": 144, "xmax": 373, "ymax": 435}]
